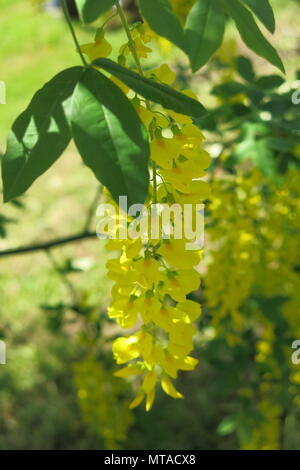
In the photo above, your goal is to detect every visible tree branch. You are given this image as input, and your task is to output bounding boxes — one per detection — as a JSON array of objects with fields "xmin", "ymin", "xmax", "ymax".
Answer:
[{"xmin": 0, "ymin": 231, "xmax": 97, "ymax": 258}]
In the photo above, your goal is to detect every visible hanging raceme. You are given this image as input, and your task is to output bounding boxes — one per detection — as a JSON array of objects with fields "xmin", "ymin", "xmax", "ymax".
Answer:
[{"xmin": 87, "ymin": 5, "xmax": 211, "ymax": 410}]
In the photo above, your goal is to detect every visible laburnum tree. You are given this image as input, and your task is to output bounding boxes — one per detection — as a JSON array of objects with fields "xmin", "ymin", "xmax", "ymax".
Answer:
[{"xmin": 1, "ymin": 0, "xmax": 285, "ymax": 414}]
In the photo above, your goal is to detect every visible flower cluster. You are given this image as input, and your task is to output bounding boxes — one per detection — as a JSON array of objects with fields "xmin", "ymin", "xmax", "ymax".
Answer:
[
  {"xmin": 204, "ymin": 168, "xmax": 300, "ymax": 448},
  {"xmin": 80, "ymin": 24, "xmax": 210, "ymax": 410}
]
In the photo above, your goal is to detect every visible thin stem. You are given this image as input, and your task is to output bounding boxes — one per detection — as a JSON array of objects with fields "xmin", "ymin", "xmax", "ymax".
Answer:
[
  {"xmin": 116, "ymin": 1, "xmax": 157, "ymax": 202},
  {"xmin": 101, "ymin": 11, "xmax": 118, "ymax": 30},
  {"xmin": 116, "ymin": 1, "xmax": 144, "ymax": 76},
  {"xmin": 83, "ymin": 185, "xmax": 103, "ymax": 232},
  {"xmin": 60, "ymin": 0, "xmax": 88, "ymax": 66},
  {"xmin": 152, "ymin": 161, "xmax": 158, "ymax": 204},
  {"xmin": 0, "ymin": 232, "xmax": 96, "ymax": 258}
]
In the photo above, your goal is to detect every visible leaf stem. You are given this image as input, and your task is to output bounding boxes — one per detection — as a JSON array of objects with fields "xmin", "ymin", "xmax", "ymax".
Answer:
[
  {"xmin": 116, "ymin": 1, "xmax": 157, "ymax": 203},
  {"xmin": 116, "ymin": 1, "xmax": 144, "ymax": 76},
  {"xmin": 60, "ymin": 0, "xmax": 88, "ymax": 66},
  {"xmin": 152, "ymin": 161, "xmax": 158, "ymax": 204}
]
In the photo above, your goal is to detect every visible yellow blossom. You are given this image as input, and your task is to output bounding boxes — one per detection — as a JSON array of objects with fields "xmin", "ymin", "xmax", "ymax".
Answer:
[{"xmin": 80, "ymin": 38, "xmax": 112, "ymax": 61}]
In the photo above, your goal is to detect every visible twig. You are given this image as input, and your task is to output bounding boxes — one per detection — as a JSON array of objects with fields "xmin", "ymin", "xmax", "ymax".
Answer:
[
  {"xmin": 83, "ymin": 185, "xmax": 103, "ymax": 232},
  {"xmin": 60, "ymin": 0, "xmax": 88, "ymax": 66},
  {"xmin": 0, "ymin": 231, "xmax": 97, "ymax": 258}
]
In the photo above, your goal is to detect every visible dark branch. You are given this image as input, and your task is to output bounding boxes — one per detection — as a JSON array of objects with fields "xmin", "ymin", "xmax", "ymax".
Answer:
[{"xmin": 0, "ymin": 231, "xmax": 97, "ymax": 258}]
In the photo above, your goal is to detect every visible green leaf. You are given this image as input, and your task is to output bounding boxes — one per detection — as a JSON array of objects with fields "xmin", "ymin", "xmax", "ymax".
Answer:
[
  {"xmin": 75, "ymin": 0, "xmax": 116, "ymax": 24},
  {"xmin": 217, "ymin": 416, "xmax": 237, "ymax": 436},
  {"xmin": 236, "ymin": 56, "xmax": 255, "ymax": 82},
  {"xmin": 212, "ymin": 81, "xmax": 245, "ymax": 99},
  {"xmin": 1, "ymin": 67, "xmax": 83, "ymax": 203},
  {"xmin": 93, "ymin": 58, "xmax": 206, "ymax": 117},
  {"xmin": 70, "ymin": 67, "xmax": 150, "ymax": 207},
  {"xmin": 225, "ymin": 0, "xmax": 284, "ymax": 73},
  {"xmin": 255, "ymin": 75, "xmax": 284, "ymax": 90},
  {"xmin": 241, "ymin": 0, "xmax": 275, "ymax": 33},
  {"xmin": 139, "ymin": 0, "xmax": 187, "ymax": 52},
  {"xmin": 185, "ymin": 0, "xmax": 226, "ymax": 72},
  {"xmin": 234, "ymin": 122, "xmax": 277, "ymax": 177}
]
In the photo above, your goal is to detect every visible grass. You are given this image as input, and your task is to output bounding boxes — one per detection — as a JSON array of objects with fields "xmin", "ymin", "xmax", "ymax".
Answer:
[{"xmin": 0, "ymin": 0, "xmax": 114, "ymax": 380}]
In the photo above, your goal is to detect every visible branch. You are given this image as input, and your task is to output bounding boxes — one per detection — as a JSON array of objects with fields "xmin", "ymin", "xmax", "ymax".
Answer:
[
  {"xmin": 0, "ymin": 231, "xmax": 97, "ymax": 258},
  {"xmin": 83, "ymin": 185, "xmax": 103, "ymax": 232}
]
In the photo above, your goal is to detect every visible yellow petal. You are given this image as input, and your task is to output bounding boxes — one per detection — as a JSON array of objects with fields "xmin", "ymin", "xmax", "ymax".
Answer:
[
  {"xmin": 114, "ymin": 365, "xmax": 143, "ymax": 378},
  {"xmin": 177, "ymin": 299, "xmax": 201, "ymax": 321},
  {"xmin": 130, "ymin": 391, "xmax": 145, "ymax": 409},
  {"xmin": 142, "ymin": 370, "xmax": 157, "ymax": 393},
  {"xmin": 146, "ymin": 389, "xmax": 156, "ymax": 411},
  {"xmin": 161, "ymin": 375, "xmax": 184, "ymax": 399}
]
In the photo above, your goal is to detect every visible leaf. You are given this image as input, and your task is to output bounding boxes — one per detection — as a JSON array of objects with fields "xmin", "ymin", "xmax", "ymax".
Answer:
[
  {"xmin": 185, "ymin": 0, "xmax": 226, "ymax": 72},
  {"xmin": 234, "ymin": 123, "xmax": 277, "ymax": 177},
  {"xmin": 93, "ymin": 58, "xmax": 206, "ymax": 117},
  {"xmin": 225, "ymin": 0, "xmax": 284, "ymax": 73},
  {"xmin": 217, "ymin": 416, "xmax": 237, "ymax": 436},
  {"xmin": 236, "ymin": 56, "xmax": 255, "ymax": 82},
  {"xmin": 75, "ymin": 0, "xmax": 116, "ymax": 24},
  {"xmin": 139, "ymin": 0, "xmax": 187, "ymax": 52},
  {"xmin": 212, "ymin": 81, "xmax": 245, "ymax": 99},
  {"xmin": 70, "ymin": 68, "xmax": 150, "ymax": 207},
  {"xmin": 0, "ymin": 214, "xmax": 16, "ymax": 238},
  {"xmin": 1, "ymin": 67, "xmax": 83, "ymax": 203},
  {"xmin": 255, "ymin": 75, "xmax": 284, "ymax": 90},
  {"xmin": 241, "ymin": 0, "xmax": 275, "ymax": 34}
]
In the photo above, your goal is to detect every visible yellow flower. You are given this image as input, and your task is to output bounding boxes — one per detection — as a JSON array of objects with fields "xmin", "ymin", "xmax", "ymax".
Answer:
[
  {"xmin": 161, "ymin": 161, "xmax": 207, "ymax": 192},
  {"xmin": 176, "ymin": 180, "xmax": 211, "ymax": 203},
  {"xmin": 168, "ymin": 110, "xmax": 193, "ymax": 124},
  {"xmin": 136, "ymin": 105, "xmax": 169, "ymax": 129},
  {"xmin": 151, "ymin": 305, "xmax": 174, "ymax": 331},
  {"xmin": 175, "ymin": 123, "xmax": 205, "ymax": 146},
  {"xmin": 106, "ymin": 258, "xmax": 136, "ymax": 285},
  {"xmin": 146, "ymin": 388, "xmax": 156, "ymax": 411},
  {"xmin": 150, "ymin": 137, "xmax": 181, "ymax": 169},
  {"xmin": 157, "ymin": 239, "xmax": 201, "ymax": 269},
  {"xmin": 142, "ymin": 370, "xmax": 157, "ymax": 393},
  {"xmin": 168, "ymin": 322, "xmax": 196, "ymax": 357},
  {"xmin": 134, "ymin": 38, "xmax": 152, "ymax": 58},
  {"xmin": 136, "ymin": 295, "xmax": 161, "ymax": 324},
  {"xmin": 161, "ymin": 375, "xmax": 184, "ymax": 399},
  {"xmin": 104, "ymin": 25, "xmax": 211, "ymax": 409},
  {"xmin": 113, "ymin": 331, "xmax": 153, "ymax": 365},
  {"xmin": 108, "ymin": 295, "xmax": 140, "ymax": 328},
  {"xmin": 160, "ymin": 353, "xmax": 198, "ymax": 378},
  {"xmin": 114, "ymin": 365, "xmax": 144, "ymax": 378},
  {"xmin": 132, "ymin": 258, "xmax": 161, "ymax": 290},
  {"xmin": 147, "ymin": 64, "xmax": 176, "ymax": 85},
  {"xmin": 160, "ymin": 269, "xmax": 200, "ymax": 302},
  {"xmin": 112, "ymin": 335, "xmax": 141, "ymax": 364},
  {"xmin": 129, "ymin": 391, "xmax": 145, "ymax": 409},
  {"xmin": 80, "ymin": 38, "xmax": 112, "ymax": 61},
  {"xmin": 177, "ymin": 299, "xmax": 201, "ymax": 322}
]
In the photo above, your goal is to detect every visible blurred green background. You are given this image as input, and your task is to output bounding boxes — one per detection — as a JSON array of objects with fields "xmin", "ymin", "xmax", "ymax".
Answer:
[{"xmin": 0, "ymin": 0, "xmax": 300, "ymax": 450}]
